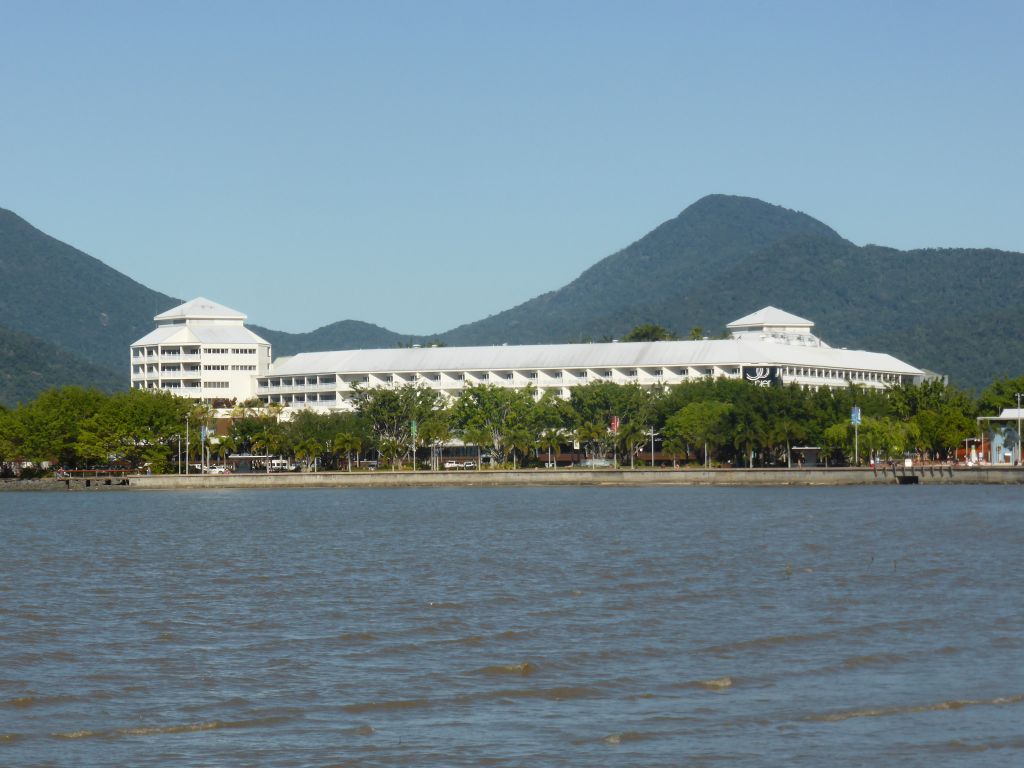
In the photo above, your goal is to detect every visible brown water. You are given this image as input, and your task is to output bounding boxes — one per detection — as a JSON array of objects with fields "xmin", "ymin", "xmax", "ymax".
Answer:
[{"xmin": 1, "ymin": 486, "xmax": 1022, "ymax": 766}]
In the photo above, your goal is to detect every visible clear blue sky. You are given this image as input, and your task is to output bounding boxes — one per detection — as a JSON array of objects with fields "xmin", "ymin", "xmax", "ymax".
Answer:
[{"xmin": 2, "ymin": 1, "xmax": 1021, "ymax": 334}]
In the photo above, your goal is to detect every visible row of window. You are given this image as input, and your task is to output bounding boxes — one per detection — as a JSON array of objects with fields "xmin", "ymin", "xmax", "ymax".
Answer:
[
  {"xmin": 132, "ymin": 346, "xmax": 261, "ymax": 356},
  {"xmin": 257, "ymin": 368, "xmax": 682, "ymax": 388},
  {"xmin": 782, "ymin": 366, "xmax": 898, "ymax": 382}
]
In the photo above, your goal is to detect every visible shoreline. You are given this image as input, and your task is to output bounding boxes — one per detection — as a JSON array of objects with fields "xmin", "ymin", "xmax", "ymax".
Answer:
[{"xmin": 5, "ymin": 465, "xmax": 1024, "ymax": 491}]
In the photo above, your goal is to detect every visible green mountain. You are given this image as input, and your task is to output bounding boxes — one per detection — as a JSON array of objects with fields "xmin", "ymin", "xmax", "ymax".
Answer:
[
  {"xmin": 251, "ymin": 320, "xmax": 409, "ymax": 358},
  {"xmin": 438, "ymin": 195, "xmax": 1024, "ymax": 387},
  {"xmin": 0, "ymin": 208, "xmax": 180, "ymax": 375},
  {"xmin": 0, "ymin": 324, "xmax": 123, "ymax": 405},
  {"xmin": 441, "ymin": 195, "xmax": 846, "ymax": 345},
  {"xmin": 1, "ymin": 195, "xmax": 1021, "ymax": 405},
  {"xmin": 0, "ymin": 208, "xmax": 403, "ymax": 405}
]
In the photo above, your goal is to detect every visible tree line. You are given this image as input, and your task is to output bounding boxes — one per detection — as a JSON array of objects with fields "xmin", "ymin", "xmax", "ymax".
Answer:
[{"xmin": 1, "ymin": 375, "xmax": 1022, "ymax": 476}]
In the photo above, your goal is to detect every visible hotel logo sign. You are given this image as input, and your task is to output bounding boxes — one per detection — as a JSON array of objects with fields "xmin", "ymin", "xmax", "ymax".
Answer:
[{"xmin": 742, "ymin": 366, "xmax": 780, "ymax": 387}]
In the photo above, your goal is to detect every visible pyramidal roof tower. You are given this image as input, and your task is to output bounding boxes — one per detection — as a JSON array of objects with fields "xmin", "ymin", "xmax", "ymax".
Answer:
[
  {"xmin": 727, "ymin": 306, "xmax": 825, "ymax": 347},
  {"xmin": 130, "ymin": 298, "xmax": 271, "ymax": 404},
  {"xmin": 154, "ymin": 296, "xmax": 248, "ymax": 324}
]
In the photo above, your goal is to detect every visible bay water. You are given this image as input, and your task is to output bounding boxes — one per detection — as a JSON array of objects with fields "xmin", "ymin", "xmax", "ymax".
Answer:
[{"xmin": 1, "ymin": 486, "xmax": 1021, "ymax": 766}]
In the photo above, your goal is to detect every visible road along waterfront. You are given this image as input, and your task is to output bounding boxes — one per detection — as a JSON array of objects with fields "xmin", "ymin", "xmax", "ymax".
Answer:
[{"xmin": 99, "ymin": 465, "xmax": 1024, "ymax": 490}]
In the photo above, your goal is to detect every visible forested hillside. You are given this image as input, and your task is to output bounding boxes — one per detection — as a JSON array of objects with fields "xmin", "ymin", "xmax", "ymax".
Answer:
[
  {"xmin": 2, "ymin": 195, "xmax": 1021, "ymax": 405},
  {"xmin": 437, "ymin": 196, "xmax": 1024, "ymax": 387},
  {"xmin": 0, "ymin": 325, "xmax": 123, "ymax": 405}
]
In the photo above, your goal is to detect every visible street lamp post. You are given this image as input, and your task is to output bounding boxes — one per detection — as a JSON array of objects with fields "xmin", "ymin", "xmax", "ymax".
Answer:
[
  {"xmin": 1016, "ymin": 392, "xmax": 1023, "ymax": 465},
  {"xmin": 185, "ymin": 414, "xmax": 190, "ymax": 476}
]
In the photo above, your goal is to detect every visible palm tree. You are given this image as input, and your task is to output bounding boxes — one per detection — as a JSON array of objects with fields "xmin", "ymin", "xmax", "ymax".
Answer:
[
  {"xmin": 295, "ymin": 437, "xmax": 323, "ymax": 472},
  {"xmin": 214, "ymin": 434, "xmax": 239, "ymax": 467},
  {"xmin": 538, "ymin": 428, "xmax": 564, "ymax": 468},
  {"xmin": 575, "ymin": 421, "xmax": 605, "ymax": 467},
  {"xmin": 616, "ymin": 421, "xmax": 647, "ymax": 468},
  {"xmin": 463, "ymin": 425, "xmax": 491, "ymax": 470},
  {"xmin": 505, "ymin": 426, "xmax": 533, "ymax": 469},
  {"xmin": 334, "ymin": 432, "xmax": 363, "ymax": 471}
]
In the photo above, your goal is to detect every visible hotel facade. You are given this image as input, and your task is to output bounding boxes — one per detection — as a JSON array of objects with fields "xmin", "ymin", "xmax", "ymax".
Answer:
[
  {"xmin": 131, "ymin": 300, "xmax": 928, "ymax": 411},
  {"xmin": 130, "ymin": 298, "xmax": 271, "ymax": 401}
]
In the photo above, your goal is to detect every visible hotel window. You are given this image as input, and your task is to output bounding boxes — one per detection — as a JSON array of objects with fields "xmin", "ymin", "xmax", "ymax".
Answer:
[{"xmin": 204, "ymin": 381, "xmax": 230, "ymax": 388}]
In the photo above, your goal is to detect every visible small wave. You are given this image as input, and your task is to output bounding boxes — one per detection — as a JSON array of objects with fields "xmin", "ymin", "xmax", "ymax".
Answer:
[
  {"xmin": 336, "ymin": 631, "xmax": 378, "ymax": 643},
  {"xmin": 841, "ymin": 653, "xmax": 909, "ymax": 670},
  {"xmin": 701, "ymin": 630, "xmax": 835, "ymax": 655},
  {"xmin": 809, "ymin": 694, "xmax": 1024, "ymax": 722},
  {"xmin": 475, "ymin": 662, "xmax": 537, "ymax": 677},
  {"xmin": 696, "ymin": 677, "xmax": 733, "ymax": 691},
  {"xmin": 933, "ymin": 736, "xmax": 1024, "ymax": 753},
  {"xmin": 342, "ymin": 724, "xmax": 375, "ymax": 736},
  {"xmin": 495, "ymin": 630, "xmax": 531, "ymax": 641},
  {"xmin": 426, "ymin": 601, "xmax": 463, "ymax": 610},
  {"xmin": 4, "ymin": 694, "xmax": 79, "ymax": 709},
  {"xmin": 51, "ymin": 716, "xmax": 288, "ymax": 740},
  {"xmin": 53, "ymin": 730, "xmax": 100, "ymax": 740},
  {"xmin": 495, "ymin": 685, "xmax": 600, "ymax": 702},
  {"xmin": 343, "ymin": 698, "xmax": 432, "ymax": 714},
  {"xmin": 0, "ymin": 733, "xmax": 22, "ymax": 743},
  {"xmin": 443, "ymin": 634, "xmax": 484, "ymax": 646},
  {"xmin": 603, "ymin": 730, "xmax": 658, "ymax": 745},
  {"xmin": 991, "ymin": 635, "xmax": 1023, "ymax": 648}
]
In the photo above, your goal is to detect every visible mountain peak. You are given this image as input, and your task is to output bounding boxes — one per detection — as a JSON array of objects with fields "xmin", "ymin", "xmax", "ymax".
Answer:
[{"xmin": 676, "ymin": 194, "xmax": 844, "ymax": 242}]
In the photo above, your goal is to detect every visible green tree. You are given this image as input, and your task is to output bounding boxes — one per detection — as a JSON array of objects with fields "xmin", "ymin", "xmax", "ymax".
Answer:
[
  {"xmin": 76, "ymin": 389, "xmax": 189, "ymax": 472},
  {"xmin": 615, "ymin": 420, "xmax": 648, "ymax": 468},
  {"xmin": 976, "ymin": 376, "xmax": 1024, "ymax": 416},
  {"xmin": 353, "ymin": 384, "xmax": 446, "ymax": 469},
  {"xmin": 622, "ymin": 323, "xmax": 678, "ymax": 342},
  {"xmin": 663, "ymin": 400, "xmax": 733, "ymax": 467},
  {"xmin": 334, "ymin": 431, "xmax": 363, "ymax": 471},
  {"xmin": 451, "ymin": 384, "xmax": 535, "ymax": 465}
]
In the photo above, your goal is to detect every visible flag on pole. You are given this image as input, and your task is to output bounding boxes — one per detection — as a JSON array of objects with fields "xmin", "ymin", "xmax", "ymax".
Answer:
[{"xmin": 610, "ymin": 416, "xmax": 620, "ymax": 434}]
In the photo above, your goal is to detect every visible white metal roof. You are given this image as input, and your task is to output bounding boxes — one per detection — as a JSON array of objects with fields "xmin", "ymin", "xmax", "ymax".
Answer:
[
  {"xmin": 131, "ymin": 324, "xmax": 269, "ymax": 346},
  {"xmin": 266, "ymin": 337, "xmax": 922, "ymax": 377},
  {"xmin": 727, "ymin": 306, "xmax": 814, "ymax": 329},
  {"xmin": 154, "ymin": 297, "xmax": 247, "ymax": 322},
  {"xmin": 995, "ymin": 408, "xmax": 1024, "ymax": 420}
]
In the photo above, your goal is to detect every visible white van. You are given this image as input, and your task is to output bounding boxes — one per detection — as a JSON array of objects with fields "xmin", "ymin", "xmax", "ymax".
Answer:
[{"xmin": 270, "ymin": 459, "xmax": 294, "ymax": 472}]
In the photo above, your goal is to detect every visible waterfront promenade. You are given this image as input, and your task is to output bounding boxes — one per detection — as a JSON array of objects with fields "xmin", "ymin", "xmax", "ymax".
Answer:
[{"xmin": 9, "ymin": 465, "xmax": 1022, "ymax": 490}]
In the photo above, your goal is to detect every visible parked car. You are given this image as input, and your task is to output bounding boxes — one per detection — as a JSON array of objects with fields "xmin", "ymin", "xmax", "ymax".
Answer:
[
  {"xmin": 444, "ymin": 460, "xmax": 462, "ymax": 470},
  {"xmin": 462, "ymin": 461, "xmax": 476, "ymax": 469}
]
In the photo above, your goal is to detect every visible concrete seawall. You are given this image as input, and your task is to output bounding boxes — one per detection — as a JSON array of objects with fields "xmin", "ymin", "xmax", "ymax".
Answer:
[{"xmin": 111, "ymin": 465, "xmax": 1024, "ymax": 490}]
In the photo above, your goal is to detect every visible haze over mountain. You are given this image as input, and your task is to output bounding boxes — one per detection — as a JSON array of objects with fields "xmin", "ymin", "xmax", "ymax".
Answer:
[{"xmin": 1, "ymin": 195, "xmax": 1021, "ymax": 405}]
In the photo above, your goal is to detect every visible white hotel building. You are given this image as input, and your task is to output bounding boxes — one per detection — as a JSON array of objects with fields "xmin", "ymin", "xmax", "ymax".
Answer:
[
  {"xmin": 130, "ymin": 298, "xmax": 271, "ymax": 400},
  {"xmin": 132, "ymin": 301, "xmax": 927, "ymax": 409}
]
